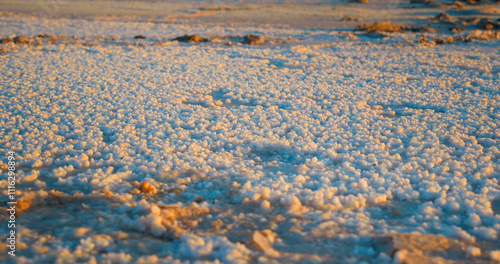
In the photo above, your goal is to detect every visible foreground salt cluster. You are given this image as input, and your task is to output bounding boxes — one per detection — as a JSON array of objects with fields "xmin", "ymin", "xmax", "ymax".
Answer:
[{"xmin": 0, "ymin": 14, "xmax": 499, "ymax": 264}]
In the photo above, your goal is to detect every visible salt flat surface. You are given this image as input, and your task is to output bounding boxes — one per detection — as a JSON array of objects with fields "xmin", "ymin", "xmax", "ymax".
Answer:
[{"xmin": 0, "ymin": 1, "xmax": 500, "ymax": 263}]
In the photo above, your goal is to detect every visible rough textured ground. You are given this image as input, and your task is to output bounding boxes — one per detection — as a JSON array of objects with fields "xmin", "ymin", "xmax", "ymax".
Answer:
[{"xmin": 0, "ymin": 0, "xmax": 500, "ymax": 263}]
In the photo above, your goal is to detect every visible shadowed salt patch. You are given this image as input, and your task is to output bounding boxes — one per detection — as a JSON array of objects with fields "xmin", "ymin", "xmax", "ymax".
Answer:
[
  {"xmin": 279, "ymin": 232, "xmax": 467, "ymax": 264},
  {"xmin": 11, "ymin": 196, "xmax": 177, "ymax": 262},
  {"xmin": 492, "ymin": 199, "xmax": 500, "ymax": 216},
  {"xmin": 367, "ymin": 201, "xmax": 421, "ymax": 231},
  {"xmin": 183, "ymin": 90, "xmax": 257, "ymax": 108},
  {"xmin": 16, "ymin": 195, "xmax": 114, "ymax": 237},
  {"xmin": 370, "ymin": 103, "xmax": 446, "ymax": 118}
]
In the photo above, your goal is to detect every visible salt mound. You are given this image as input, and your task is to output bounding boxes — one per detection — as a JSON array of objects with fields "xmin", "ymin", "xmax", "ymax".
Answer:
[
  {"xmin": 242, "ymin": 34, "xmax": 267, "ymax": 45},
  {"xmin": 355, "ymin": 21, "xmax": 413, "ymax": 33},
  {"xmin": 172, "ymin": 35, "xmax": 208, "ymax": 43}
]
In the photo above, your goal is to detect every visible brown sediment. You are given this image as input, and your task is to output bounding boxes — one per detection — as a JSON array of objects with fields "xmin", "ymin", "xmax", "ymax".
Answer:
[
  {"xmin": 166, "ymin": 12, "xmax": 217, "ymax": 20},
  {"xmin": 355, "ymin": 21, "xmax": 416, "ymax": 33},
  {"xmin": 341, "ymin": 17, "xmax": 362, "ymax": 22},
  {"xmin": 242, "ymin": 34, "xmax": 267, "ymax": 45},
  {"xmin": 199, "ymin": 7, "xmax": 236, "ymax": 11},
  {"xmin": 430, "ymin": 12, "xmax": 455, "ymax": 23},
  {"xmin": 410, "ymin": 0, "xmax": 435, "ymax": 4},
  {"xmin": 450, "ymin": 26, "xmax": 466, "ymax": 33},
  {"xmin": 172, "ymin": 34, "xmax": 208, "ymax": 43},
  {"xmin": 418, "ymin": 30, "xmax": 500, "ymax": 46}
]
